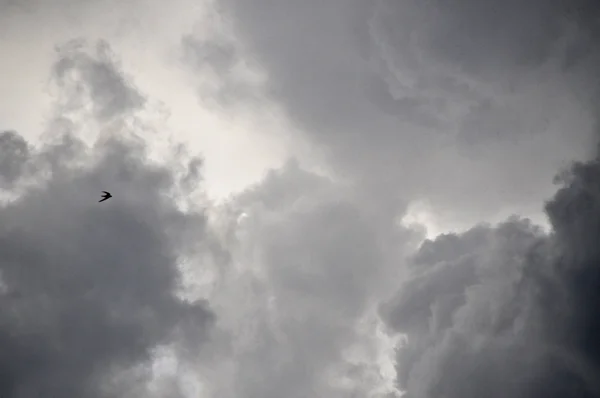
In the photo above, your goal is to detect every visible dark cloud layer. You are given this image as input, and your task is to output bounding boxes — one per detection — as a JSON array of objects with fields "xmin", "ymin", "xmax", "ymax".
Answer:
[
  {"xmin": 216, "ymin": 0, "xmax": 600, "ymax": 139},
  {"xmin": 196, "ymin": 0, "xmax": 600, "ymax": 226},
  {"xmin": 0, "ymin": 41, "xmax": 214, "ymax": 398},
  {"xmin": 189, "ymin": 1, "xmax": 600, "ymax": 396},
  {"xmin": 382, "ymin": 153, "xmax": 600, "ymax": 397}
]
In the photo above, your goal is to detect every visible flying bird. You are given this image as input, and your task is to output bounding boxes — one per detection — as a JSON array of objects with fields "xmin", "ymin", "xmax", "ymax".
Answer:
[{"xmin": 99, "ymin": 191, "xmax": 112, "ymax": 202}]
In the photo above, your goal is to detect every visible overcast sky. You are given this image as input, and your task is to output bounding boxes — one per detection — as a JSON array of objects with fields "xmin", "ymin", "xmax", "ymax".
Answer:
[{"xmin": 2, "ymin": 0, "xmax": 600, "ymax": 397}]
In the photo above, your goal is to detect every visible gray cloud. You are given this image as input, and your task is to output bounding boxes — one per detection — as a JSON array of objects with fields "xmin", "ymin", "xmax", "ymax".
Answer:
[
  {"xmin": 191, "ymin": 0, "xmax": 600, "ymax": 226},
  {"xmin": 195, "ymin": 160, "xmax": 414, "ymax": 398},
  {"xmin": 0, "ymin": 130, "xmax": 29, "ymax": 186},
  {"xmin": 381, "ymin": 151, "xmax": 600, "ymax": 397},
  {"xmin": 181, "ymin": 35, "xmax": 258, "ymax": 108},
  {"xmin": 180, "ymin": 1, "xmax": 600, "ymax": 397},
  {"xmin": 52, "ymin": 39, "xmax": 145, "ymax": 122},
  {"xmin": 0, "ymin": 40, "xmax": 214, "ymax": 398},
  {"xmin": 5, "ymin": 2, "xmax": 600, "ymax": 397}
]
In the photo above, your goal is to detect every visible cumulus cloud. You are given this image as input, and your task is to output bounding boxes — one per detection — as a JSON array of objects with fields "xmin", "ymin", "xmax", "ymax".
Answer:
[
  {"xmin": 0, "ymin": 40, "xmax": 214, "ymax": 398},
  {"xmin": 187, "ymin": 160, "xmax": 413, "ymax": 398},
  {"xmin": 382, "ymin": 153, "xmax": 600, "ymax": 397}
]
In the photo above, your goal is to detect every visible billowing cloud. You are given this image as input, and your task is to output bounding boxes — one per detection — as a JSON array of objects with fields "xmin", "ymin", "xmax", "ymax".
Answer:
[
  {"xmin": 5, "ymin": 1, "xmax": 600, "ymax": 398},
  {"xmin": 187, "ymin": 159, "xmax": 416, "ymax": 398},
  {"xmin": 190, "ymin": 1, "xmax": 600, "ymax": 397},
  {"xmin": 0, "ymin": 40, "xmax": 214, "ymax": 398},
  {"xmin": 382, "ymin": 153, "xmax": 600, "ymax": 397}
]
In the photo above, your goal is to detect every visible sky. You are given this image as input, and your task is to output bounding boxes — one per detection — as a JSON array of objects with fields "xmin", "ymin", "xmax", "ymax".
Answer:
[{"xmin": 1, "ymin": 0, "xmax": 600, "ymax": 397}]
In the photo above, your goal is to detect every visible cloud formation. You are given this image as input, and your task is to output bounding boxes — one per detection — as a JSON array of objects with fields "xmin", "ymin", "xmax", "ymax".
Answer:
[
  {"xmin": 382, "ymin": 153, "xmax": 600, "ymax": 397},
  {"xmin": 188, "ymin": 1, "xmax": 600, "ymax": 397},
  {"xmin": 0, "ymin": 40, "xmax": 214, "ymax": 398},
  {"xmin": 198, "ymin": 0, "xmax": 600, "ymax": 227},
  {"xmin": 190, "ymin": 160, "xmax": 413, "ymax": 398},
  {"xmin": 4, "ymin": 1, "xmax": 600, "ymax": 397}
]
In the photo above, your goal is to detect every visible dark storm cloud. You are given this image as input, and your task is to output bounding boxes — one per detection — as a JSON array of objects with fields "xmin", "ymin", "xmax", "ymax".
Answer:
[
  {"xmin": 0, "ymin": 40, "xmax": 214, "ymax": 398},
  {"xmin": 195, "ymin": 0, "xmax": 600, "ymax": 226},
  {"xmin": 381, "ymin": 153, "xmax": 600, "ymax": 397}
]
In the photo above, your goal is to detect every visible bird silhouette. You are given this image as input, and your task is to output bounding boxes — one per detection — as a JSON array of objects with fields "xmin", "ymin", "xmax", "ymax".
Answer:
[{"xmin": 99, "ymin": 191, "xmax": 112, "ymax": 202}]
